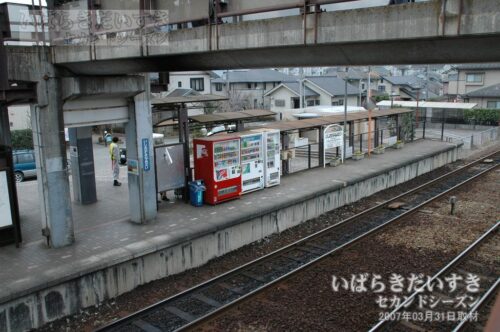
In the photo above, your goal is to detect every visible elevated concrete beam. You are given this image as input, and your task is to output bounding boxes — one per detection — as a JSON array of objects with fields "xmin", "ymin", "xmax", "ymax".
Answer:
[
  {"xmin": 6, "ymin": 47, "xmax": 47, "ymax": 83},
  {"xmin": 0, "ymin": 87, "xmax": 37, "ymax": 105},
  {"xmin": 45, "ymin": 0, "xmax": 500, "ymax": 74},
  {"xmin": 57, "ymin": 35, "xmax": 500, "ymax": 75},
  {"xmin": 61, "ymin": 76, "xmax": 145, "ymax": 101}
]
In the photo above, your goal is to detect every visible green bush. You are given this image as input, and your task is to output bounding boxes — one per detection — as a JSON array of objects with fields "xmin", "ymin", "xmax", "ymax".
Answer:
[
  {"xmin": 11, "ymin": 129, "xmax": 33, "ymax": 150},
  {"xmin": 374, "ymin": 94, "xmax": 389, "ymax": 102},
  {"xmin": 463, "ymin": 109, "xmax": 500, "ymax": 125}
]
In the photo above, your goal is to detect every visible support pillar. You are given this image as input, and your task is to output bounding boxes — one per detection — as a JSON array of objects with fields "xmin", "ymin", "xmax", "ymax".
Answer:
[
  {"xmin": 349, "ymin": 121, "xmax": 354, "ymax": 154},
  {"xmin": 31, "ymin": 75, "xmax": 74, "ymax": 248},
  {"xmin": 318, "ymin": 126, "xmax": 324, "ymax": 167},
  {"xmin": 178, "ymin": 105, "xmax": 191, "ymax": 202},
  {"xmin": 125, "ymin": 76, "xmax": 157, "ymax": 224},
  {"xmin": 68, "ymin": 127, "xmax": 97, "ymax": 205}
]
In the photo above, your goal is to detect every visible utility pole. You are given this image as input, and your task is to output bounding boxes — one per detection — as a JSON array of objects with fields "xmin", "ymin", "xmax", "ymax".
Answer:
[
  {"xmin": 299, "ymin": 67, "xmax": 304, "ymax": 109},
  {"xmin": 225, "ymin": 69, "xmax": 229, "ymax": 97}
]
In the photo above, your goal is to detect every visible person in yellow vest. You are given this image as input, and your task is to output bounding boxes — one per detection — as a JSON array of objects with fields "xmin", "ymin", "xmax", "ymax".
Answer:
[{"xmin": 109, "ymin": 137, "xmax": 121, "ymax": 186}]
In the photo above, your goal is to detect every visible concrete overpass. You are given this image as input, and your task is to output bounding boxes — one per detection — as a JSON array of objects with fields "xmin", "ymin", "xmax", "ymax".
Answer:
[{"xmin": 43, "ymin": 0, "xmax": 500, "ymax": 75}]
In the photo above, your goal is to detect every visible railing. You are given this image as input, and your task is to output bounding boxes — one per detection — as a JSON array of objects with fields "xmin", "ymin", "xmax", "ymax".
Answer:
[
  {"xmin": 421, "ymin": 121, "xmax": 499, "ymax": 149},
  {"xmin": 283, "ymin": 122, "xmax": 426, "ymax": 175}
]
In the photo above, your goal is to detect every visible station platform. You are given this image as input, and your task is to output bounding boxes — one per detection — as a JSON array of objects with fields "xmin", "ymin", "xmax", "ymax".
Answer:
[{"xmin": 0, "ymin": 139, "xmax": 462, "ymax": 331}]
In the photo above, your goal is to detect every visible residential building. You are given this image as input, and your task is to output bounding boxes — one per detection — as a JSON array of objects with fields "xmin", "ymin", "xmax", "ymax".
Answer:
[
  {"xmin": 336, "ymin": 68, "xmax": 382, "ymax": 99},
  {"xmin": 168, "ymin": 71, "xmax": 219, "ymax": 95},
  {"xmin": 463, "ymin": 83, "xmax": 500, "ymax": 109},
  {"xmin": 447, "ymin": 63, "xmax": 500, "ymax": 106},
  {"xmin": 265, "ymin": 76, "xmax": 359, "ymax": 117},
  {"xmin": 379, "ymin": 75, "xmax": 440, "ymax": 101},
  {"xmin": 211, "ymin": 69, "xmax": 297, "ymax": 109},
  {"xmin": 264, "ymin": 82, "xmax": 321, "ymax": 111}
]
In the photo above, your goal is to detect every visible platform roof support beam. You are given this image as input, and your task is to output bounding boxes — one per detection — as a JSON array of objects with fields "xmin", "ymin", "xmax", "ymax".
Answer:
[{"xmin": 126, "ymin": 75, "xmax": 157, "ymax": 224}]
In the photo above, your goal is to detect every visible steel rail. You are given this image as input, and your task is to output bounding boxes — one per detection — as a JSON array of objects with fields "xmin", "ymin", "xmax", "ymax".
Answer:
[
  {"xmin": 97, "ymin": 149, "xmax": 499, "ymax": 332},
  {"xmin": 451, "ymin": 278, "xmax": 500, "ymax": 332},
  {"xmin": 369, "ymin": 221, "xmax": 500, "ymax": 332},
  {"xmin": 180, "ymin": 159, "xmax": 500, "ymax": 331}
]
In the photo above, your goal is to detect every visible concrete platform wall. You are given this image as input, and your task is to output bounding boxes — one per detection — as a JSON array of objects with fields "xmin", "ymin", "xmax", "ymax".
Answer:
[{"xmin": 0, "ymin": 145, "xmax": 460, "ymax": 332}]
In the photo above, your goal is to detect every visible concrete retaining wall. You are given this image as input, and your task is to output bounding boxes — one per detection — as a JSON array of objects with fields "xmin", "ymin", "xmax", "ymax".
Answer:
[{"xmin": 0, "ymin": 145, "xmax": 460, "ymax": 332}]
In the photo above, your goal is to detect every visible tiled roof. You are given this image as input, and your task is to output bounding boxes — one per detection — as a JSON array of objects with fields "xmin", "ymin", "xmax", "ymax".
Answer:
[
  {"xmin": 211, "ymin": 69, "xmax": 296, "ymax": 84},
  {"xmin": 382, "ymin": 75, "xmax": 423, "ymax": 89},
  {"xmin": 166, "ymin": 88, "xmax": 199, "ymax": 97},
  {"xmin": 306, "ymin": 76, "xmax": 359, "ymax": 96},
  {"xmin": 456, "ymin": 63, "xmax": 500, "ymax": 70},
  {"xmin": 281, "ymin": 82, "xmax": 319, "ymax": 97},
  {"xmin": 464, "ymin": 83, "xmax": 500, "ymax": 98}
]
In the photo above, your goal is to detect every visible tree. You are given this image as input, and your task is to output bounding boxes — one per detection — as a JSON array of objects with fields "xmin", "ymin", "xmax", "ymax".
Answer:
[
  {"xmin": 218, "ymin": 89, "xmax": 250, "ymax": 113},
  {"xmin": 11, "ymin": 129, "xmax": 33, "ymax": 150}
]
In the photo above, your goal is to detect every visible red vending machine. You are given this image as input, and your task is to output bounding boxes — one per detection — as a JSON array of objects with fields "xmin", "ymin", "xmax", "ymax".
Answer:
[{"xmin": 193, "ymin": 135, "xmax": 242, "ymax": 205}]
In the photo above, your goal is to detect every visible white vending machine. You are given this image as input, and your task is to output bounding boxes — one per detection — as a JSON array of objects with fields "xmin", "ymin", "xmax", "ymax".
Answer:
[
  {"xmin": 256, "ymin": 128, "xmax": 281, "ymax": 187},
  {"xmin": 238, "ymin": 132, "xmax": 265, "ymax": 194}
]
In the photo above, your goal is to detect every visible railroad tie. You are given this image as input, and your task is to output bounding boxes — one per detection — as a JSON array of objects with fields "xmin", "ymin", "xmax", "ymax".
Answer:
[
  {"xmin": 191, "ymin": 293, "xmax": 222, "ymax": 308},
  {"xmin": 165, "ymin": 306, "xmax": 196, "ymax": 323},
  {"xmin": 132, "ymin": 319, "xmax": 163, "ymax": 332},
  {"xmin": 240, "ymin": 270, "xmax": 267, "ymax": 283},
  {"xmin": 217, "ymin": 282, "xmax": 246, "ymax": 295}
]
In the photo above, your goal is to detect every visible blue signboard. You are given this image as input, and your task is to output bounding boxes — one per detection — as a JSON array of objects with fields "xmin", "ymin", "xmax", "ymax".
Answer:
[{"xmin": 142, "ymin": 138, "xmax": 151, "ymax": 172}]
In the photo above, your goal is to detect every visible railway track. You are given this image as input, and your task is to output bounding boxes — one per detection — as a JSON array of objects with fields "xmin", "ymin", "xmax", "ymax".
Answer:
[
  {"xmin": 98, "ymin": 150, "xmax": 500, "ymax": 332},
  {"xmin": 369, "ymin": 222, "xmax": 499, "ymax": 332}
]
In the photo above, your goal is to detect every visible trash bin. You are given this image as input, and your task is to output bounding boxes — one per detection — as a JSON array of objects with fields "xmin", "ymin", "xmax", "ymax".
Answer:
[{"xmin": 189, "ymin": 180, "xmax": 206, "ymax": 207}]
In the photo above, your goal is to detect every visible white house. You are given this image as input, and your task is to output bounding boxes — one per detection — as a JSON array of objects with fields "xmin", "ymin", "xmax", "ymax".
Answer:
[
  {"xmin": 265, "ymin": 76, "xmax": 359, "ymax": 119},
  {"xmin": 168, "ymin": 71, "xmax": 219, "ymax": 95},
  {"xmin": 211, "ymin": 69, "xmax": 297, "ymax": 109}
]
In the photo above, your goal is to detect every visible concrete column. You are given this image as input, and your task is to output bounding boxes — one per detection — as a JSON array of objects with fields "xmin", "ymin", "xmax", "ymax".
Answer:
[
  {"xmin": 125, "ymin": 76, "xmax": 156, "ymax": 224},
  {"xmin": 68, "ymin": 127, "xmax": 97, "ymax": 205},
  {"xmin": 31, "ymin": 76, "xmax": 74, "ymax": 248}
]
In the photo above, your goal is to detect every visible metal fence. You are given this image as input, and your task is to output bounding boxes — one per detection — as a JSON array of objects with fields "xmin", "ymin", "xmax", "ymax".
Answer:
[{"xmin": 283, "ymin": 121, "xmax": 426, "ymax": 174}]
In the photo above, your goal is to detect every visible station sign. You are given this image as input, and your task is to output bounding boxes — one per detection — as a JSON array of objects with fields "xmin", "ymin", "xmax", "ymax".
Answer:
[
  {"xmin": 323, "ymin": 124, "xmax": 344, "ymax": 167},
  {"xmin": 142, "ymin": 138, "xmax": 151, "ymax": 172}
]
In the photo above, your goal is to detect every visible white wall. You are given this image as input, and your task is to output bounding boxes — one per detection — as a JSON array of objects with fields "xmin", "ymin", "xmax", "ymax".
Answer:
[
  {"xmin": 169, "ymin": 71, "xmax": 212, "ymax": 94},
  {"xmin": 449, "ymin": 69, "xmax": 500, "ymax": 96},
  {"xmin": 268, "ymin": 86, "xmax": 295, "ymax": 111},
  {"xmin": 331, "ymin": 96, "xmax": 358, "ymax": 106},
  {"xmin": 8, "ymin": 105, "xmax": 31, "ymax": 131}
]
